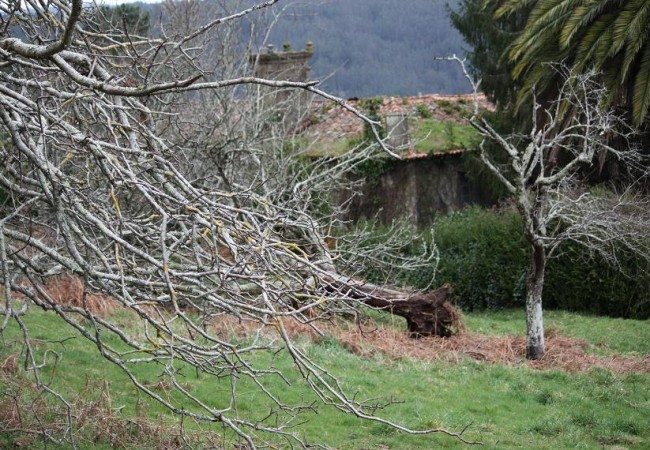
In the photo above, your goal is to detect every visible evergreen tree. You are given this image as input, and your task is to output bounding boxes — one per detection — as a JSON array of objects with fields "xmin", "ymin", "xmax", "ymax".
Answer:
[
  {"xmin": 448, "ymin": 0, "xmax": 533, "ymax": 198},
  {"xmin": 499, "ymin": 0, "xmax": 650, "ymax": 128},
  {"xmin": 448, "ymin": 0, "xmax": 530, "ymax": 111}
]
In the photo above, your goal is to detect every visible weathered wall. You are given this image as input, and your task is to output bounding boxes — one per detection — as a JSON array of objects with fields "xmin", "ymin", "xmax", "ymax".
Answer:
[
  {"xmin": 252, "ymin": 47, "xmax": 312, "ymax": 81},
  {"xmin": 250, "ymin": 44, "xmax": 314, "ymax": 128},
  {"xmin": 342, "ymin": 154, "xmax": 495, "ymax": 228}
]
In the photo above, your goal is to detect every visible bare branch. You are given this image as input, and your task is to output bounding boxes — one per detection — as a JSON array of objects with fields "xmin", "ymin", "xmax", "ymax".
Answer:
[{"xmin": 0, "ymin": 1, "xmax": 462, "ymax": 447}]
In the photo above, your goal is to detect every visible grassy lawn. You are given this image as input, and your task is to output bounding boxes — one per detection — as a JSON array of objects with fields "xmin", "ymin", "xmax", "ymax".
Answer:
[
  {"xmin": 0, "ymin": 307, "xmax": 648, "ymax": 449},
  {"xmin": 302, "ymin": 116, "xmax": 481, "ymax": 158}
]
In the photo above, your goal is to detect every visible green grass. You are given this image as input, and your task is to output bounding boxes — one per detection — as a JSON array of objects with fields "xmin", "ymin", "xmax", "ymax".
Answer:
[
  {"xmin": 1, "ymin": 307, "xmax": 649, "ymax": 449},
  {"xmin": 412, "ymin": 119, "xmax": 480, "ymax": 153},
  {"xmin": 465, "ymin": 309, "xmax": 650, "ymax": 355},
  {"xmin": 303, "ymin": 117, "xmax": 481, "ymax": 158},
  {"xmin": 302, "ymin": 136, "xmax": 357, "ymax": 157}
]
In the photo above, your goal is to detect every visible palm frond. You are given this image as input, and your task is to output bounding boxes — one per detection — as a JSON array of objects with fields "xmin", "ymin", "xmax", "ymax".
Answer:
[
  {"xmin": 509, "ymin": 0, "xmax": 575, "ymax": 61},
  {"xmin": 602, "ymin": 52, "xmax": 626, "ymax": 106},
  {"xmin": 632, "ymin": 43, "xmax": 650, "ymax": 127},
  {"xmin": 611, "ymin": 0, "xmax": 649, "ymax": 56},
  {"xmin": 593, "ymin": 15, "xmax": 616, "ymax": 67},
  {"xmin": 574, "ymin": 14, "xmax": 614, "ymax": 72},
  {"xmin": 495, "ymin": 0, "xmax": 538, "ymax": 18},
  {"xmin": 502, "ymin": 0, "xmax": 650, "ymax": 128},
  {"xmin": 560, "ymin": 0, "xmax": 615, "ymax": 48}
]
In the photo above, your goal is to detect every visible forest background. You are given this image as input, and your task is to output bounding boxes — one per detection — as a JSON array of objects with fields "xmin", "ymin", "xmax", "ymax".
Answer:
[{"xmin": 133, "ymin": 0, "xmax": 470, "ymax": 98}]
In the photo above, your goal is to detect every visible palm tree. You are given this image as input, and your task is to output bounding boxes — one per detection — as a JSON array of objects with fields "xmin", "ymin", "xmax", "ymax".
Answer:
[{"xmin": 498, "ymin": 0, "xmax": 650, "ymax": 127}]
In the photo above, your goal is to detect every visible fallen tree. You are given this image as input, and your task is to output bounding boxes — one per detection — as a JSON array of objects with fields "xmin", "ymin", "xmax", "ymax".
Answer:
[
  {"xmin": 361, "ymin": 283, "xmax": 459, "ymax": 337},
  {"xmin": 0, "ymin": 1, "xmax": 470, "ymax": 448},
  {"xmin": 321, "ymin": 276, "xmax": 460, "ymax": 337}
]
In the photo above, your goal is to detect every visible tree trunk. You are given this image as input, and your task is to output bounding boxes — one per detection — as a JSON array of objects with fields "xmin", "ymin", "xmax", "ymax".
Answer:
[
  {"xmin": 361, "ymin": 283, "xmax": 459, "ymax": 337},
  {"xmin": 323, "ymin": 275, "xmax": 460, "ymax": 337},
  {"xmin": 525, "ymin": 242, "xmax": 546, "ymax": 360}
]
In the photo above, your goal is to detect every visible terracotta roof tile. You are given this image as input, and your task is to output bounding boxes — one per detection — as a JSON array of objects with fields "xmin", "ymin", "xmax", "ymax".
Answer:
[{"xmin": 301, "ymin": 93, "xmax": 493, "ymax": 159}]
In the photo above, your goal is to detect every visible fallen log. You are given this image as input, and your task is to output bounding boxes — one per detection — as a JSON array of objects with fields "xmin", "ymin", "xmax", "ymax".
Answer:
[
  {"xmin": 322, "ymin": 274, "xmax": 461, "ymax": 337},
  {"xmin": 361, "ymin": 283, "xmax": 460, "ymax": 337}
]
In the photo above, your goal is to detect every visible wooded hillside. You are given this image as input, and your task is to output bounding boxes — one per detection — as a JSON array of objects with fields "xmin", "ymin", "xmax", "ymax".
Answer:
[
  {"xmin": 265, "ymin": 0, "xmax": 468, "ymax": 97},
  {"xmin": 137, "ymin": 0, "xmax": 469, "ymax": 98}
]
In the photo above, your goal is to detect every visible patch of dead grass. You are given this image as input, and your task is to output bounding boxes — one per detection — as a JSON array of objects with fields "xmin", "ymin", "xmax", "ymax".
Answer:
[
  {"xmin": 39, "ymin": 274, "xmax": 120, "ymax": 317},
  {"xmin": 0, "ymin": 376, "xmax": 221, "ymax": 449},
  {"xmin": 326, "ymin": 322, "xmax": 650, "ymax": 373},
  {"xmin": 202, "ymin": 315, "xmax": 650, "ymax": 374}
]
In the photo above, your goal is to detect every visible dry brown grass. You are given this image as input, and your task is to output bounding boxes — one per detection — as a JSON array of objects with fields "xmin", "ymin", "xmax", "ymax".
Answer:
[
  {"xmin": 327, "ymin": 323, "xmax": 650, "ymax": 373},
  {"xmin": 201, "ymin": 315, "xmax": 650, "ymax": 374},
  {"xmin": 38, "ymin": 274, "xmax": 120, "ymax": 317},
  {"xmin": 0, "ymin": 354, "xmax": 18, "ymax": 376},
  {"xmin": 0, "ymin": 376, "xmax": 221, "ymax": 449}
]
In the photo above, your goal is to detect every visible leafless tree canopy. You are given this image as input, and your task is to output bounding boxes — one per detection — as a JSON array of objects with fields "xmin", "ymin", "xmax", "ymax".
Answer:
[
  {"xmin": 0, "ymin": 1, "xmax": 457, "ymax": 447},
  {"xmin": 445, "ymin": 55, "xmax": 650, "ymax": 360}
]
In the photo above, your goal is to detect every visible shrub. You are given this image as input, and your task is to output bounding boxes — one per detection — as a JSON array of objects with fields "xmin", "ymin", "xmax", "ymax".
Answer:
[
  {"xmin": 434, "ymin": 207, "xmax": 527, "ymax": 310},
  {"xmin": 434, "ymin": 207, "xmax": 650, "ymax": 318},
  {"xmin": 545, "ymin": 242, "xmax": 650, "ymax": 318},
  {"xmin": 414, "ymin": 103, "xmax": 432, "ymax": 119}
]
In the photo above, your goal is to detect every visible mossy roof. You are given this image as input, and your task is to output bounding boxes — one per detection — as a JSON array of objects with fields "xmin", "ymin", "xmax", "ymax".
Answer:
[{"xmin": 299, "ymin": 93, "xmax": 494, "ymax": 158}]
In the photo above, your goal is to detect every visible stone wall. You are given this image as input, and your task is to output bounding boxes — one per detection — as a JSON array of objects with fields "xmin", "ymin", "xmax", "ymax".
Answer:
[
  {"xmin": 342, "ymin": 153, "xmax": 495, "ymax": 228},
  {"xmin": 250, "ymin": 43, "xmax": 314, "ymax": 129}
]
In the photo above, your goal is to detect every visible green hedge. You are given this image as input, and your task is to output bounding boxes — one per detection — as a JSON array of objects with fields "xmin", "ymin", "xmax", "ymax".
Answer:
[
  {"xmin": 352, "ymin": 207, "xmax": 650, "ymax": 319},
  {"xmin": 432, "ymin": 207, "xmax": 650, "ymax": 319},
  {"xmin": 434, "ymin": 207, "xmax": 527, "ymax": 311},
  {"xmin": 544, "ymin": 242, "xmax": 650, "ymax": 319}
]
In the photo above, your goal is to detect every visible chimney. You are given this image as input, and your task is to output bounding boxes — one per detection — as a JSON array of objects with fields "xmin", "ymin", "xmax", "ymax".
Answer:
[
  {"xmin": 385, "ymin": 112, "xmax": 410, "ymax": 150},
  {"xmin": 250, "ymin": 42, "xmax": 314, "ymax": 129}
]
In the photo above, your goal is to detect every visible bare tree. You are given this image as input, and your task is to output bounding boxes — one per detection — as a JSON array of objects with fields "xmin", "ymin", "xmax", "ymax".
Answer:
[
  {"xmin": 445, "ymin": 56, "xmax": 650, "ymax": 360},
  {"xmin": 0, "ymin": 1, "xmax": 463, "ymax": 447}
]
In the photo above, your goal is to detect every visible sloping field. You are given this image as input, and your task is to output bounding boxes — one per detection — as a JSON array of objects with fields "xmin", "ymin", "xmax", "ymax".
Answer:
[{"xmin": 1, "ymin": 306, "xmax": 648, "ymax": 449}]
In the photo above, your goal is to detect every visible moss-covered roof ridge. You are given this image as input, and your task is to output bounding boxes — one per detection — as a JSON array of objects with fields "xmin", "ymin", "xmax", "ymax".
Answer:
[{"xmin": 301, "ymin": 93, "xmax": 494, "ymax": 158}]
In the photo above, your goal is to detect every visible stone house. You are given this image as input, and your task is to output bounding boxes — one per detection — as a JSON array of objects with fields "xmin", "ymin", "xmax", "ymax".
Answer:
[
  {"xmin": 303, "ymin": 94, "xmax": 497, "ymax": 228},
  {"xmin": 251, "ymin": 43, "xmax": 497, "ymax": 228}
]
